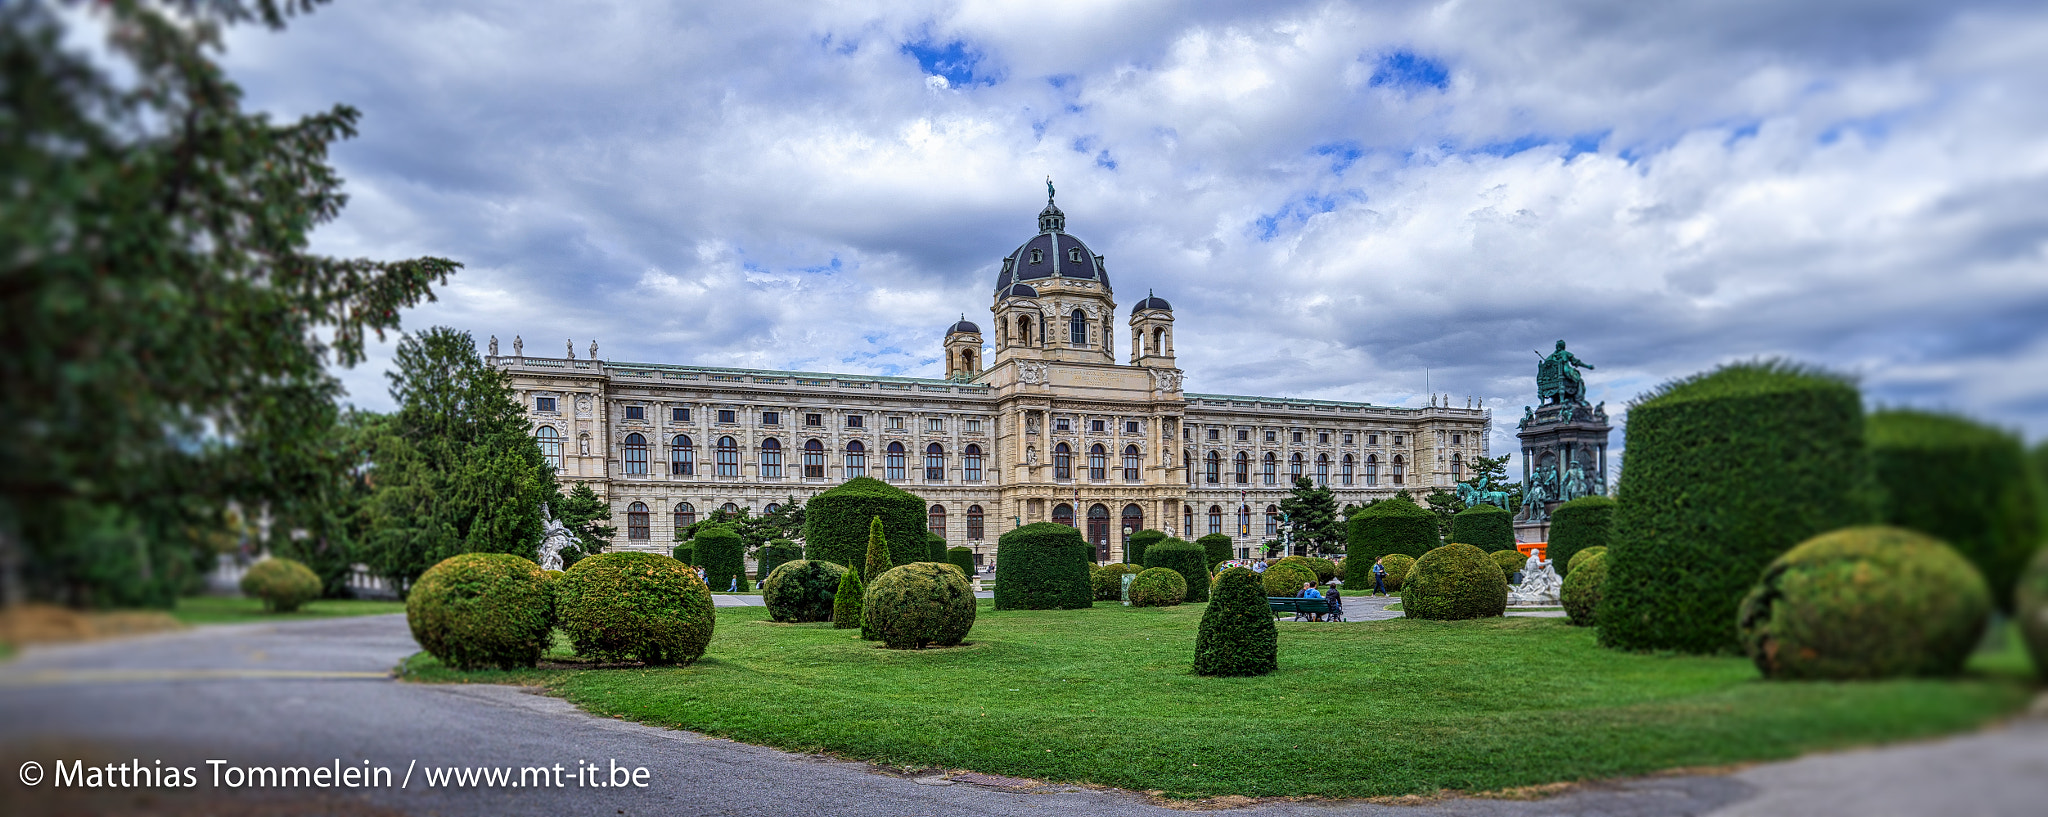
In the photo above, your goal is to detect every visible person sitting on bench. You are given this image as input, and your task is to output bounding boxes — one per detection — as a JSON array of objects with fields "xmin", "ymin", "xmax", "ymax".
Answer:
[{"xmin": 1300, "ymin": 582, "xmax": 1324, "ymax": 621}]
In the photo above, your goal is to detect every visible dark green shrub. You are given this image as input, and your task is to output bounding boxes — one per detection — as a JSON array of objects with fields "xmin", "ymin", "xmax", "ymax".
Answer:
[
  {"xmin": 755, "ymin": 540, "xmax": 802, "ymax": 585},
  {"xmin": 694, "ymin": 524, "xmax": 749, "ymax": 592},
  {"xmin": 1450, "ymin": 505, "xmax": 1515, "ymax": 551},
  {"xmin": 1738, "ymin": 526, "xmax": 1990, "ymax": 679},
  {"xmin": 1090, "ymin": 563, "xmax": 1143, "ymax": 601},
  {"xmin": 1143, "ymin": 538, "xmax": 1210, "ymax": 603},
  {"xmin": 1561, "ymin": 551, "xmax": 1609, "ymax": 627},
  {"xmin": 862, "ymin": 563, "xmax": 975, "ymax": 649},
  {"xmin": 801, "ymin": 477, "xmax": 928, "ymax": 576},
  {"xmin": 1195, "ymin": 533, "xmax": 1234, "ymax": 570},
  {"xmin": 1275, "ymin": 555, "xmax": 1337, "ymax": 584},
  {"xmin": 240, "ymin": 558, "xmax": 321, "ymax": 612},
  {"xmin": 926, "ymin": 532, "xmax": 946, "ymax": 564},
  {"xmin": 2018, "ymin": 548, "xmax": 2048, "ymax": 680},
  {"xmin": 1380, "ymin": 554, "xmax": 1415, "ymax": 591},
  {"xmin": 946, "ymin": 546, "xmax": 976, "ymax": 577},
  {"xmin": 1601, "ymin": 360, "xmax": 1876, "ymax": 654},
  {"xmin": 405, "ymin": 553, "xmax": 554, "ymax": 669},
  {"xmin": 1127, "ymin": 567, "xmax": 1186, "ymax": 607},
  {"xmin": 1346, "ymin": 495, "xmax": 1439, "ymax": 563},
  {"xmin": 861, "ymin": 517, "xmax": 893, "ymax": 583},
  {"xmin": 761, "ymin": 559, "xmax": 846, "ymax": 623},
  {"xmin": 669, "ymin": 544, "xmax": 695, "ymax": 566},
  {"xmin": 1487, "ymin": 548, "xmax": 1526, "ymax": 583},
  {"xmin": 993, "ymin": 522, "xmax": 1093, "ymax": 610},
  {"xmin": 1195, "ymin": 567, "xmax": 1278, "ymax": 676},
  {"xmin": 1547, "ymin": 496, "xmax": 1615, "ymax": 575},
  {"xmin": 554, "ymin": 552, "xmax": 713, "ymax": 665},
  {"xmin": 1566, "ymin": 546, "xmax": 1608, "ymax": 575},
  {"xmin": 1260, "ymin": 561, "xmax": 1318, "ymax": 597},
  {"xmin": 1404, "ymin": 544, "xmax": 1507, "ymax": 620},
  {"xmin": 1869, "ymin": 409, "xmax": 2045, "ymax": 612},
  {"xmin": 1127, "ymin": 529, "xmax": 1167, "ymax": 566},
  {"xmin": 832, "ymin": 565, "xmax": 864, "ymax": 630}
]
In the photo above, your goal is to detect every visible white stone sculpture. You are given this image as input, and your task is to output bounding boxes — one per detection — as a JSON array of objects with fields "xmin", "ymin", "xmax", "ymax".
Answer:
[
  {"xmin": 513, "ymin": 335, "xmax": 523, "ymax": 356},
  {"xmin": 538, "ymin": 505, "xmax": 573, "ymax": 571},
  {"xmin": 1508, "ymin": 549, "xmax": 1562, "ymax": 605}
]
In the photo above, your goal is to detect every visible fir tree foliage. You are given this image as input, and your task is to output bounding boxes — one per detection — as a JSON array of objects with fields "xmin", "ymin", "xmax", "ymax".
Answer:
[
  {"xmin": 1278, "ymin": 476, "xmax": 1346, "ymax": 555},
  {"xmin": 550, "ymin": 482, "xmax": 613, "ymax": 568},
  {"xmin": 832, "ymin": 564, "xmax": 864, "ymax": 630},
  {"xmin": 862, "ymin": 517, "xmax": 892, "ymax": 583}
]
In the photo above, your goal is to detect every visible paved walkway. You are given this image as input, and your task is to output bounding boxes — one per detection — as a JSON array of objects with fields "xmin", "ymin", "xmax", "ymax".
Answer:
[{"xmin": 2, "ymin": 615, "xmax": 2041, "ymax": 816}]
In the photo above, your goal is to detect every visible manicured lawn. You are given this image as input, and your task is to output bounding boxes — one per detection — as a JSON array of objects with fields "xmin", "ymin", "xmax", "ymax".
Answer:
[
  {"xmin": 172, "ymin": 596, "xmax": 406, "ymax": 625},
  {"xmin": 401, "ymin": 602, "xmax": 2036, "ymax": 799}
]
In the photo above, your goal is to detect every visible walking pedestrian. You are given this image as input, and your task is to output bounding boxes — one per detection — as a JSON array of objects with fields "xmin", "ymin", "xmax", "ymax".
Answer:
[{"xmin": 1372, "ymin": 557, "xmax": 1388, "ymax": 597}]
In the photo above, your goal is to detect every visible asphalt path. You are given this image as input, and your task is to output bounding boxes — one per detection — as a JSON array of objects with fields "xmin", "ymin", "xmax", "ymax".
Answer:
[{"xmin": 1, "ymin": 614, "xmax": 2043, "ymax": 816}]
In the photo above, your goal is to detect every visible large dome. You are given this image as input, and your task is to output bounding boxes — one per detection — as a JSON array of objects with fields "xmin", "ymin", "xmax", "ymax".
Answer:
[{"xmin": 992, "ymin": 200, "xmax": 1109, "ymax": 295}]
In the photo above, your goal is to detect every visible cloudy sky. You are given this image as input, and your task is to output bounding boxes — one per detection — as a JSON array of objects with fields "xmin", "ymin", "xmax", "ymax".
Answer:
[{"xmin": 217, "ymin": 0, "xmax": 2048, "ymax": 461}]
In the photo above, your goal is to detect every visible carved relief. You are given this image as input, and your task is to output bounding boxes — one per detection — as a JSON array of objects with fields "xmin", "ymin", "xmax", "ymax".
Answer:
[
  {"xmin": 1151, "ymin": 368, "xmax": 1184, "ymax": 392},
  {"xmin": 1018, "ymin": 361, "xmax": 1048, "ymax": 385}
]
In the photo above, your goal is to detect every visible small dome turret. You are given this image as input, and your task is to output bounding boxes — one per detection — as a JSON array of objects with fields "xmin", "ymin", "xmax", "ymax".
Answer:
[
  {"xmin": 947, "ymin": 317, "xmax": 981, "ymax": 335},
  {"xmin": 1132, "ymin": 290, "xmax": 1172, "ymax": 313}
]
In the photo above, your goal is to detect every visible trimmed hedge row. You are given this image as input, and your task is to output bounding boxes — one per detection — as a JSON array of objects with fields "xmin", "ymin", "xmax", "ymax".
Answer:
[
  {"xmin": 1196, "ymin": 533, "xmax": 1234, "ymax": 570},
  {"xmin": 1738, "ymin": 526, "xmax": 1989, "ymax": 679},
  {"xmin": 761, "ymin": 559, "xmax": 845, "ymax": 623},
  {"xmin": 1143, "ymin": 538, "xmax": 1210, "ymax": 603},
  {"xmin": 406, "ymin": 553, "xmax": 554, "ymax": 669},
  {"xmin": 2019, "ymin": 548, "xmax": 2048, "ymax": 681},
  {"xmin": 1128, "ymin": 567, "xmax": 1187, "ymax": 607},
  {"xmin": 242, "ymin": 558, "xmax": 322, "ymax": 613},
  {"xmin": 1450, "ymin": 505, "xmax": 1515, "ymax": 551},
  {"xmin": 1601, "ymin": 361, "xmax": 1875, "ymax": 654},
  {"xmin": 669, "ymin": 544, "xmax": 694, "ymax": 566},
  {"xmin": 1547, "ymin": 496, "xmax": 1615, "ymax": 576},
  {"xmin": 1346, "ymin": 495, "xmax": 1438, "ymax": 564},
  {"xmin": 802, "ymin": 477, "xmax": 928, "ymax": 577},
  {"xmin": 1127, "ymin": 529, "xmax": 1168, "ymax": 567},
  {"xmin": 926, "ymin": 532, "xmax": 947, "ymax": 565},
  {"xmin": 946, "ymin": 546, "xmax": 976, "ymax": 578},
  {"xmin": 1869, "ymin": 408, "xmax": 2045, "ymax": 612},
  {"xmin": 993, "ymin": 523, "xmax": 1093, "ymax": 610},
  {"xmin": 1404, "ymin": 543, "xmax": 1507, "ymax": 620},
  {"xmin": 863, "ymin": 562, "xmax": 975, "ymax": 649},
  {"xmin": 694, "ymin": 524, "xmax": 749, "ymax": 591},
  {"xmin": 554, "ymin": 552, "xmax": 713, "ymax": 665},
  {"xmin": 1195, "ymin": 567, "xmax": 1278, "ymax": 676}
]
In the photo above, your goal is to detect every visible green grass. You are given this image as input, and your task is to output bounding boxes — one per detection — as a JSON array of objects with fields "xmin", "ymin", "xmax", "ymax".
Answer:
[
  {"xmin": 171, "ymin": 596, "xmax": 406, "ymax": 625},
  {"xmin": 401, "ymin": 602, "xmax": 2037, "ymax": 799}
]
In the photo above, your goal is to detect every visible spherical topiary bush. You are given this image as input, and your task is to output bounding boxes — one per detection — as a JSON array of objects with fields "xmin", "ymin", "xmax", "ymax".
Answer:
[
  {"xmin": 947, "ymin": 547, "xmax": 976, "ymax": 578},
  {"xmin": 1404, "ymin": 544, "xmax": 1508, "ymax": 621},
  {"xmin": 2018, "ymin": 548, "xmax": 2048, "ymax": 681},
  {"xmin": 761, "ymin": 559, "xmax": 847, "ymax": 623},
  {"xmin": 861, "ymin": 563, "xmax": 975, "ymax": 649},
  {"xmin": 801, "ymin": 477, "xmax": 929, "ymax": 575},
  {"xmin": 993, "ymin": 522, "xmax": 1093, "ymax": 610},
  {"xmin": 241, "ymin": 558, "xmax": 322, "ymax": 613},
  {"xmin": 1127, "ymin": 567, "xmax": 1188, "ymax": 607},
  {"xmin": 405, "ymin": 553, "xmax": 554, "ymax": 669},
  {"xmin": 1196, "ymin": 533, "xmax": 1234, "ymax": 570},
  {"xmin": 1195, "ymin": 567, "xmax": 1278, "ymax": 676},
  {"xmin": 694, "ymin": 524, "xmax": 749, "ymax": 591},
  {"xmin": 1488, "ymin": 548, "xmax": 1527, "ymax": 584},
  {"xmin": 554, "ymin": 552, "xmax": 714, "ymax": 665},
  {"xmin": 1346, "ymin": 495, "xmax": 1439, "ymax": 563},
  {"xmin": 1143, "ymin": 538, "xmax": 1210, "ymax": 603},
  {"xmin": 1738, "ymin": 526, "xmax": 1991, "ymax": 680},
  {"xmin": 1567, "ymin": 546, "xmax": 1608, "ymax": 576},
  {"xmin": 1870, "ymin": 409, "xmax": 2045, "ymax": 613},
  {"xmin": 1126, "ymin": 529, "xmax": 1168, "ymax": 566},
  {"xmin": 1548, "ymin": 496, "xmax": 1616, "ymax": 575},
  {"xmin": 1260, "ymin": 562, "xmax": 1319, "ymax": 598},
  {"xmin": 1561, "ymin": 551, "xmax": 1610, "ymax": 627},
  {"xmin": 1275, "ymin": 555, "xmax": 1337, "ymax": 585},
  {"xmin": 755, "ymin": 540, "xmax": 803, "ymax": 585},
  {"xmin": 1450, "ymin": 505, "xmax": 1516, "ymax": 552},
  {"xmin": 1379, "ymin": 554, "xmax": 1416, "ymax": 592},
  {"xmin": 1091, "ymin": 563, "xmax": 1144, "ymax": 601}
]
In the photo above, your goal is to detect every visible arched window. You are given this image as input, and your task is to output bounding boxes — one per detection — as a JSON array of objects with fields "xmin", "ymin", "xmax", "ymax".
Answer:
[
  {"xmin": 1017, "ymin": 315, "xmax": 1033, "ymax": 346},
  {"xmin": 761, "ymin": 438, "xmax": 782, "ymax": 478},
  {"xmin": 1265, "ymin": 504, "xmax": 1280, "ymax": 537},
  {"xmin": 536, "ymin": 426, "xmax": 562, "ymax": 469},
  {"xmin": 966, "ymin": 505, "xmax": 984, "ymax": 540},
  {"xmin": 1088, "ymin": 444, "xmax": 1106, "ymax": 480},
  {"xmin": 1365, "ymin": 453, "xmax": 1380, "ymax": 486},
  {"xmin": 716, "ymin": 436, "xmax": 739, "ymax": 477},
  {"xmin": 1086, "ymin": 504, "xmax": 1110, "ymax": 555},
  {"xmin": 765, "ymin": 503, "xmax": 780, "ymax": 515},
  {"xmin": 1290, "ymin": 452, "xmax": 1304, "ymax": 481},
  {"xmin": 1234, "ymin": 451, "xmax": 1250, "ymax": 484},
  {"xmin": 1121, "ymin": 504, "xmax": 1144, "ymax": 551},
  {"xmin": 721, "ymin": 502, "xmax": 739, "ymax": 515},
  {"xmin": 928, "ymin": 504, "xmax": 947, "ymax": 540},
  {"xmin": 1207, "ymin": 505, "xmax": 1223, "ymax": 535},
  {"xmin": 1237, "ymin": 505, "xmax": 1251, "ymax": 536},
  {"xmin": 1392, "ymin": 454, "xmax": 1406, "ymax": 485},
  {"xmin": 803, "ymin": 439, "xmax": 825, "ymax": 478},
  {"xmin": 845, "ymin": 440, "xmax": 867, "ymax": 477},
  {"xmin": 674, "ymin": 502, "xmax": 695, "ymax": 530},
  {"xmin": 627, "ymin": 502, "xmax": 649, "ymax": 540},
  {"xmin": 1262, "ymin": 452, "xmax": 1277, "ymax": 485},
  {"xmin": 1183, "ymin": 505, "xmax": 1194, "ymax": 536},
  {"xmin": 1053, "ymin": 503, "xmax": 1075, "ymax": 527},
  {"xmin": 964, "ymin": 444, "xmax": 983, "ymax": 481},
  {"xmin": 1316, "ymin": 453, "xmax": 1330, "ymax": 486},
  {"xmin": 1341, "ymin": 453, "xmax": 1354, "ymax": 486},
  {"xmin": 1122, "ymin": 445, "xmax": 1142, "ymax": 482},
  {"xmin": 925, "ymin": 443, "xmax": 945, "ymax": 481},
  {"xmin": 623, "ymin": 433, "xmax": 649, "ymax": 475},
  {"xmin": 886, "ymin": 441, "xmax": 906, "ymax": 480},
  {"xmin": 670, "ymin": 435, "xmax": 694, "ymax": 476},
  {"xmin": 1205, "ymin": 451, "xmax": 1221, "ymax": 484},
  {"xmin": 1069, "ymin": 310, "xmax": 1087, "ymax": 346},
  {"xmin": 1451, "ymin": 452, "xmax": 1463, "ymax": 479},
  {"xmin": 1054, "ymin": 442, "xmax": 1072, "ymax": 480},
  {"xmin": 1031, "ymin": 248, "xmax": 1042, "ymax": 263}
]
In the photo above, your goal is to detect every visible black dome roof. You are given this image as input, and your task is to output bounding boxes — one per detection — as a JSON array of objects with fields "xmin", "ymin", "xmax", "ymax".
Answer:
[
  {"xmin": 1001, "ymin": 282, "xmax": 1038, "ymax": 298},
  {"xmin": 947, "ymin": 319, "xmax": 981, "ymax": 335},
  {"xmin": 992, "ymin": 197, "xmax": 1109, "ymax": 294},
  {"xmin": 1132, "ymin": 291, "xmax": 1172, "ymax": 312}
]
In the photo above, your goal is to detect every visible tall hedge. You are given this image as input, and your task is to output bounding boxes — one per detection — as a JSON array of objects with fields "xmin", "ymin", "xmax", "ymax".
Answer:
[
  {"xmin": 946, "ymin": 546, "xmax": 976, "ymax": 577},
  {"xmin": 669, "ymin": 544, "xmax": 694, "ymax": 566},
  {"xmin": 755, "ymin": 539, "xmax": 802, "ymax": 585},
  {"xmin": 1450, "ymin": 505, "xmax": 1515, "ymax": 552},
  {"xmin": 1547, "ymin": 496, "xmax": 1615, "ymax": 576},
  {"xmin": 1195, "ymin": 533, "xmax": 1234, "ymax": 570},
  {"xmin": 926, "ymin": 532, "xmax": 947, "ymax": 564},
  {"xmin": 802, "ymin": 477, "xmax": 927, "ymax": 576},
  {"xmin": 1869, "ymin": 409, "xmax": 2045, "ymax": 612},
  {"xmin": 1143, "ymin": 538, "xmax": 1210, "ymax": 603},
  {"xmin": 1127, "ymin": 528, "xmax": 1167, "ymax": 566},
  {"xmin": 1346, "ymin": 495, "xmax": 1438, "ymax": 563},
  {"xmin": 694, "ymin": 524, "xmax": 749, "ymax": 592},
  {"xmin": 993, "ymin": 522, "xmax": 1093, "ymax": 610},
  {"xmin": 1195, "ymin": 567, "xmax": 1278, "ymax": 676},
  {"xmin": 1600, "ymin": 360, "xmax": 1876, "ymax": 654}
]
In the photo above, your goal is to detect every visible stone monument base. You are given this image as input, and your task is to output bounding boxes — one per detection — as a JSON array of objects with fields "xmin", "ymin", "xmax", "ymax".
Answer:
[{"xmin": 1514, "ymin": 521, "xmax": 1548, "ymax": 544}]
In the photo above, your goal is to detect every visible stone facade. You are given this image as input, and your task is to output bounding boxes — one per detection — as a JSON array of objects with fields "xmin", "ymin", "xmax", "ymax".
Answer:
[{"xmin": 493, "ymin": 198, "xmax": 1489, "ymax": 564}]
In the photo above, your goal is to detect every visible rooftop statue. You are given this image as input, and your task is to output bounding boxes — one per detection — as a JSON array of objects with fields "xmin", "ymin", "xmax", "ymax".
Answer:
[{"xmin": 1537, "ymin": 339, "xmax": 1595, "ymax": 407}]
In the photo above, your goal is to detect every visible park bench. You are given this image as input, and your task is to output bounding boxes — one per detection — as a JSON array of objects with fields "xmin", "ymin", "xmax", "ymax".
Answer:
[{"xmin": 1266, "ymin": 596, "xmax": 1339, "ymax": 621}]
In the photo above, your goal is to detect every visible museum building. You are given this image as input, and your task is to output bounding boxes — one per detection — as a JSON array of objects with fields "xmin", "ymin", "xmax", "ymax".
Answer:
[{"xmin": 491, "ymin": 196, "xmax": 1490, "ymax": 564}]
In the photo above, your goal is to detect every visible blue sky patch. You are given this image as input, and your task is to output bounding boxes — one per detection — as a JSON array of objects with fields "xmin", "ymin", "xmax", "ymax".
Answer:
[
  {"xmin": 1253, "ymin": 190, "xmax": 1365, "ymax": 240},
  {"xmin": 1471, "ymin": 130, "xmax": 1607, "ymax": 160},
  {"xmin": 1313, "ymin": 142, "xmax": 1365, "ymax": 174},
  {"xmin": 903, "ymin": 36, "xmax": 996, "ymax": 87},
  {"xmin": 1368, "ymin": 50, "xmax": 1450, "ymax": 91}
]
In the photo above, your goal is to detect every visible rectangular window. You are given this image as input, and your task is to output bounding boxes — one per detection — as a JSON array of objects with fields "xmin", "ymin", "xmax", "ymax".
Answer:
[
  {"xmin": 1090, "ymin": 419, "xmax": 1106, "ymax": 433},
  {"xmin": 625, "ymin": 405, "xmax": 644, "ymax": 421},
  {"xmin": 1452, "ymin": 433, "xmax": 1462, "ymax": 445},
  {"xmin": 672, "ymin": 407, "xmax": 689, "ymax": 423},
  {"xmin": 1343, "ymin": 433, "xmax": 1354, "ymax": 445},
  {"xmin": 535, "ymin": 397, "xmax": 556, "ymax": 413},
  {"xmin": 1207, "ymin": 428, "xmax": 1219, "ymax": 441},
  {"xmin": 887, "ymin": 416, "xmax": 904, "ymax": 430},
  {"xmin": 1369, "ymin": 433, "xmax": 1378, "ymax": 445},
  {"xmin": 1055, "ymin": 418, "xmax": 1071, "ymax": 432},
  {"xmin": 1125, "ymin": 421, "xmax": 1140, "ymax": 434},
  {"xmin": 1291, "ymin": 431, "xmax": 1302, "ymax": 443},
  {"xmin": 1393, "ymin": 435, "xmax": 1404, "ymax": 446},
  {"xmin": 717, "ymin": 409, "xmax": 736, "ymax": 424},
  {"xmin": 762, "ymin": 411, "xmax": 780, "ymax": 426},
  {"xmin": 928, "ymin": 418, "xmax": 944, "ymax": 432},
  {"xmin": 966, "ymin": 419, "xmax": 982, "ymax": 432},
  {"xmin": 1236, "ymin": 429, "xmax": 1248, "ymax": 441},
  {"xmin": 846, "ymin": 415, "xmax": 864, "ymax": 428},
  {"xmin": 1318, "ymin": 432, "xmax": 1329, "ymax": 444},
  {"xmin": 805, "ymin": 413, "xmax": 823, "ymax": 427},
  {"xmin": 1266, "ymin": 431, "xmax": 1277, "ymax": 443}
]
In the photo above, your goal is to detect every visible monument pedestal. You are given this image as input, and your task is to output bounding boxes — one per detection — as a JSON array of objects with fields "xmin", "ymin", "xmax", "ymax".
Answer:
[{"xmin": 1514, "ymin": 520, "xmax": 1549, "ymax": 544}]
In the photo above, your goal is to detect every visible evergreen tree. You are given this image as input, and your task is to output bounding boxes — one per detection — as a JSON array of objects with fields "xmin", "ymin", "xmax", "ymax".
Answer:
[
  {"xmin": 1422, "ymin": 490, "xmax": 1467, "ymax": 541},
  {"xmin": 268, "ymin": 408, "xmax": 385, "ymax": 597},
  {"xmin": 832, "ymin": 564, "xmax": 864, "ymax": 630},
  {"xmin": 1194, "ymin": 567, "xmax": 1278, "ymax": 676},
  {"xmin": 550, "ymin": 482, "xmax": 614, "ymax": 567},
  {"xmin": 1277, "ymin": 476, "xmax": 1344, "ymax": 555},
  {"xmin": 1464, "ymin": 453, "xmax": 1522, "ymax": 513},
  {"xmin": 862, "ymin": 516, "xmax": 892, "ymax": 582}
]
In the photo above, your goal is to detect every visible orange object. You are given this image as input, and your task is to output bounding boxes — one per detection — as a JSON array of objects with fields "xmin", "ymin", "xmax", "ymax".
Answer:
[{"xmin": 1516, "ymin": 542, "xmax": 1546, "ymax": 557}]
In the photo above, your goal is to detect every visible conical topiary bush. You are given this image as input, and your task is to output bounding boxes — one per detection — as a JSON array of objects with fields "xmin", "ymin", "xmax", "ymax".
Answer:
[
  {"xmin": 862, "ymin": 516, "xmax": 891, "ymax": 582},
  {"xmin": 832, "ymin": 562, "xmax": 864, "ymax": 630},
  {"xmin": 1195, "ymin": 567, "xmax": 1278, "ymax": 676}
]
